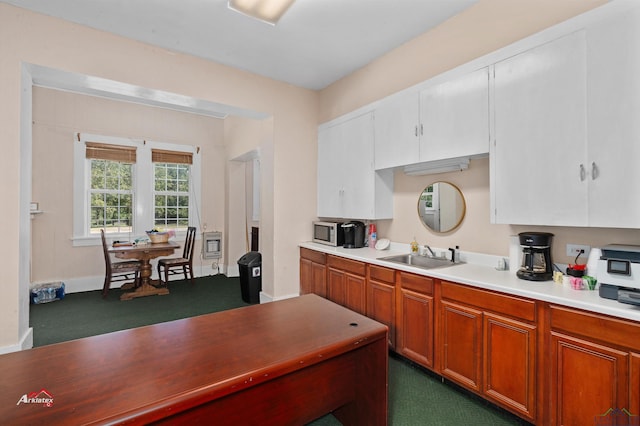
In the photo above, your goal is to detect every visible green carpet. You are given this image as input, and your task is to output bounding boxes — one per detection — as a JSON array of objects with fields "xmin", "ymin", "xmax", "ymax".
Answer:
[
  {"xmin": 29, "ymin": 275, "xmax": 528, "ymax": 425},
  {"xmin": 30, "ymin": 275, "xmax": 250, "ymax": 346}
]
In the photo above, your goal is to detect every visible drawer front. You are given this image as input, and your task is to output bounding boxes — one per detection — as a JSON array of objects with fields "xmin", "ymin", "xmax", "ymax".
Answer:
[
  {"xmin": 440, "ymin": 281, "xmax": 535, "ymax": 322},
  {"xmin": 327, "ymin": 255, "xmax": 366, "ymax": 276},
  {"xmin": 300, "ymin": 247, "xmax": 326, "ymax": 264},
  {"xmin": 550, "ymin": 304, "xmax": 640, "ymax": 351},
  {"xmin": 369, "ymin": 265, "xmax": 396, "ymax": 285},
  {"xmin": 399, "ymin": 272, "xmax": 434, "ymax": 295}
]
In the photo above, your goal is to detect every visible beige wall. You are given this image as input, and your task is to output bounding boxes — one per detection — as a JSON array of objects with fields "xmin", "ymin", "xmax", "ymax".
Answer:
[
  {"xmin": 0, "ymin": 3, "xmax": 318, "ymax": 351},
  {"xmin": 30, "ymin": 87, "xmax": 225, "ymax": 284}
]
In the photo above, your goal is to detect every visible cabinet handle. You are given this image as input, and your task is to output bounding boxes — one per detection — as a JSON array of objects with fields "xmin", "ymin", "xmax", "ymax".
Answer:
[
  {"xmin": 420, "ymin": 124, "xmax": 423, "ymax": 136},
  {"xmin": 579, "ymin": 164, "xmax": 586, "ymax": 182},
  {"xmin": 591, "ymin": 162, "xmax": 599, "ymax": 180},
  {"xmin": 414, "ymin": 125, "xmax": 418, "ymax": 137}
]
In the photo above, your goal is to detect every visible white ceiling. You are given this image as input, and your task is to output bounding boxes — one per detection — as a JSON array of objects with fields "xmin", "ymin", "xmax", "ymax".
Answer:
[{"xmin": 3, "ymin": 0, "xmax": 478, "ymax": 90}]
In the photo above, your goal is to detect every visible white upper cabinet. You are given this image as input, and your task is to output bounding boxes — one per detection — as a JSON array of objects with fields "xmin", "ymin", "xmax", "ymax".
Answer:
[
  {"xmin": 373, "ymin": 68, "xmax": 490, "ymax": 170},
  {"xmin": 318, "ymin": 112, "xmax": 393, "ymax": 220},
  {"xmin": 419, "ymin": 68, "xmax": 490, "ymax": 163},
  {"xmin": 373, "ymin": 92, "xmax": 420, "ymax": 170},
  {"xmin": 492, "ymin": 31, "xmax": 588, "ymax": 226},
  {"xmin": 586, "ymin": 7, "xmax": 640, "ymax": 228}
]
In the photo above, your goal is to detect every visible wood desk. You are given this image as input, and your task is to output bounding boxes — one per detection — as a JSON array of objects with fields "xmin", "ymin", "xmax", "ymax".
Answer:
[
  {"xmin": 108, "ymin": 241, "xmax": 180, "ymax": 300},
  {"xmin": 0, "ymin": 295, "xmax": 388, "ymax": 425}
]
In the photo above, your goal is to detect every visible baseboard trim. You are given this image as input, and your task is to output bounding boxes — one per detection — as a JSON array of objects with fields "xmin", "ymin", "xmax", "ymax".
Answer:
[
  {"xmin": 34, "ymin": 264, "xmax": 231, "ymax": 294},
  {"xmin": 0, "ymin": 327, "xmax": 33, "ymax": 355}
]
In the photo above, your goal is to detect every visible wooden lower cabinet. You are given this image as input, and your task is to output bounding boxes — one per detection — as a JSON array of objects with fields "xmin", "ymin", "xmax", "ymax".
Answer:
[
  {"xmin": 327, "ymin": 255, "xmax": 366, "ymax": 315},
  {"xmin": 440, "ymin": 300, "xmax": 482, "ymax": 391},
  {"xmin": 396, "ymin": 272, "xmax": 435, "ymax": 369},
  {"xmin": 439, "ymin": 281, "xmax": 537, "ymax": 422},
  {"xmin": 484, "ymin": 312, "xmax": 536, "ymax": 420},
  {"xmin": 367, "ymin": 265, "xmax": 396, "ymax": 348},
  {"xmin": 298, "ymin": 249, "xmax": 640, "ymax": 426},
  {"xmin": 550, "ymin": 332, "xmax": 628, "ymax": 426},
  {"xmin": 548, "ymin": 305, "xmax": 640, "ymax": 426},
  {"xmin": 299, "ymin": 248, "xmax": 327, "ymax": 297}
]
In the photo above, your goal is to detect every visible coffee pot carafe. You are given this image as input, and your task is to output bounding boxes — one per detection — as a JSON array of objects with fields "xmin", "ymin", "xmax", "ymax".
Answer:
[{"xmin": 517, "ymin": 232, "xmax": 554, "ymax": 281}]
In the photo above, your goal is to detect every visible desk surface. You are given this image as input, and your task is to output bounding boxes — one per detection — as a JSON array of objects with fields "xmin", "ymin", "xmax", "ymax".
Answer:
[{"xmin": 0, "ymin": 295, "xmax": 388, "ymax": 425}]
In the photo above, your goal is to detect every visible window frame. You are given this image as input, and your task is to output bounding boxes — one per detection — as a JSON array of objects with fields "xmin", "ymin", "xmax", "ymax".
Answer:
[{"xmin": 73, "ymin": 133, "xmax": 201, "ymax": 246}]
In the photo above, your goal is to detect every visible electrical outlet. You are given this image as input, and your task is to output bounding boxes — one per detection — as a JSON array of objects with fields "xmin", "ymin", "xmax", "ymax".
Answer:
[{"xmin": 566, "ymin": 244, "xmax": 591, "ymax": 258}]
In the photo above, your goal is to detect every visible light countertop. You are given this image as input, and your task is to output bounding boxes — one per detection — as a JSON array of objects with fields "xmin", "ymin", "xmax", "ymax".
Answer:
[{"xmin": 300, "ymin": 241, "xmax": 640, "ymax": 323}]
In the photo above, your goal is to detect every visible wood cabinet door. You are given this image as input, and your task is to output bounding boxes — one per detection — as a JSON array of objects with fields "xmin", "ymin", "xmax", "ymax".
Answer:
[
  {"xmin": 311, "ymin": 262, "xmax": 327, "ymax": 298},
  {"xmin": 483, "ymin": 312, "xmax": 536, "ymax": 421},
  {"xmin": 367, "ymin": 280, "xmax": 395, "ymax": 348},
  {"xmin": 550, "ymin": 332, "xmax": 628, "ymax": 426},
  {"xmin": 440, "ymin": 300, "xmax": 482, "ymax": 392},
  {"xmin": 630, "ymin": 352, "xmax": 640, "ymax": 419},
  {"xmin": 327, "ymin": 268, "xmax": 346, "ymax": 307},
  {"xmin": 300, "ymin": 258, "xmax": 313, "ymax": 295},
  {"xmin": 397, "ymin": 288, "xmax": 434, "ymax": 368},
  {"xmin": 344, "ymin": 272, "xmax": 366, "ymax": 315}
]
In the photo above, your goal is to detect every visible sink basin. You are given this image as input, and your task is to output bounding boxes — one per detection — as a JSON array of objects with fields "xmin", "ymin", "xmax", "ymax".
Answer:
[{"xmin": 379, "ymin": 254, "xmax": 456, "ymax": 270}]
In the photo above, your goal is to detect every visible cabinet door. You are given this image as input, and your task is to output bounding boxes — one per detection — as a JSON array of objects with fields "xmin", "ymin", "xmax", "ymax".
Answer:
[
  {"xmin": 327, "ymin": 268, "xmax": 346, "ymax": 307},
  {"xmin": 367, "ymin": 280, "xmax": 396, "ymax": 348},
  {"xmin": 586, "ymin": 7, "xmax": 640, "ymax": 228},
  {"xmin": 492, "ymin": 31, "xmax": 588, "ymax": 226},
  {"xmin": 440, "ymin": 301, "xmax": 483, "ymax": 391},
  {"xmin": 340, "ymin": 112, "xmax": 377, "ymax": 219},
  {"xmin": 311, "ymin": 262, "xmax": 327, "ymax": 298},
  {"xmin": 344, "ymin": 272, "xmax": 366, "ymax": 315},
  {"xmin": 398, "ymin": 288, "xmax": 434, "ymax": 369},
  {"xmin": 317, "ymin": 123, "xmax": 345, "ymax": 218},
  {"xmin": 550, "ymin": 332, "xmax": 628, "ymax": 426},
  {"xmin": 300, "ymin": 258, "xmax": 313, "ymax": 295},
  {"xmin": 483, "ymin": 313, "xmax": 536, "ymax": 421},
  {"xmin": 373, "ymin": 92, "xmax": 420, "ymax": 170},
  {"xmin": 419, "ymin": 68, "xmax": 490, "ymax": 162},
  {"xmin": 631, "ymin": 352, "xmax": 640, "ymax": 418}
]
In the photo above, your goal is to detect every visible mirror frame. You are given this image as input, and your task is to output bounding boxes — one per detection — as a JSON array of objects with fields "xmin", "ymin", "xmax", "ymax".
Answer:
[{"xmin": 417, "ymin": 181, "xmax": 466, "ymax": 233}]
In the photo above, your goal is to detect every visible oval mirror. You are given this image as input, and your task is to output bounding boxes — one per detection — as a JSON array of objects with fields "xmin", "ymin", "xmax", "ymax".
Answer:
[{"xmin": 417, "ymin": 182, "xmax": 466, "ymax": 233}]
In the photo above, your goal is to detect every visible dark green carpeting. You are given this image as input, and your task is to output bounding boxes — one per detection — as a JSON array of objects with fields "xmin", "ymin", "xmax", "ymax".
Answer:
[{"xmin": 30, "ymin": 275, "xmax": 528, "ymax": 425}]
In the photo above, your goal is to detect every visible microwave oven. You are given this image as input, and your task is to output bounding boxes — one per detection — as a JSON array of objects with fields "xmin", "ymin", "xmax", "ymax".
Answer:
[{"xmin": 313, "ymin": 221, "xmax": 344, "ymax": 247}]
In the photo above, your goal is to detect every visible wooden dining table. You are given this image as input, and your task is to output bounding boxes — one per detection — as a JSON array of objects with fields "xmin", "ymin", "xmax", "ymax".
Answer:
[{"xmin": 108, "ymin": 241, "xmax": 180, "ymax": 301}]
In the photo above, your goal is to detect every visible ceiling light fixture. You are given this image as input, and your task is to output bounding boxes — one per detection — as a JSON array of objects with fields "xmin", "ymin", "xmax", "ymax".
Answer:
[{"xmin": 228, "ymin": 0, "xmax": 296, "ymax": 25}]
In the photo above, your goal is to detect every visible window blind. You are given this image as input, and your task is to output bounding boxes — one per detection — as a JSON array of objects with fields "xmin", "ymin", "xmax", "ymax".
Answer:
[
  {"xmin": 151, "ymin": 149, "xmax": 193, "ymax": 165},
  {"xmin": 85, "ymin": 142, "xmax": 137, "ymax": 163}
]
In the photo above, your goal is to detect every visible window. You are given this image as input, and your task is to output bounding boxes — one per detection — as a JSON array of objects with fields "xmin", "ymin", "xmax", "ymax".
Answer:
[
  {"xmin": 73, "ymin": 134, "xmax": 201, "ymax": 246},
  {"xmin": 152, "ymin": 149, "xmax": 193, "ymax": 231}
]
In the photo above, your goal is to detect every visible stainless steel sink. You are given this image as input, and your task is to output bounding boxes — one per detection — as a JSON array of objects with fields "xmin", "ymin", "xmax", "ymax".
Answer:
[{"xmin": 379, "ymin": 254, "xmax": 456, "ymax": 270}]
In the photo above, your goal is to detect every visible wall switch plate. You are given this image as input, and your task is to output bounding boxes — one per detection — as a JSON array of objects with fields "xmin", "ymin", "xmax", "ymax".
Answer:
[{"xmin": 566, "ymin": 244, "xmax": 591, "ymax": 258}]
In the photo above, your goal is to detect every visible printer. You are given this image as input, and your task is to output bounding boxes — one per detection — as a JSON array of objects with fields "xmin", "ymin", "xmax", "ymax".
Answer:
[{"xmin": 597, "ymin": 244, "xmax": 640, "ymax": 306}]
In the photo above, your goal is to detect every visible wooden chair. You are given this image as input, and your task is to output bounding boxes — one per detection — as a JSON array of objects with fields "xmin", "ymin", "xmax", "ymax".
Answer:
[
  {"xmin": 101, "ymin": 229, "xmax": 141, "ymax": 298},
  {"xmin": 157, "ymin": 226, "xmax": 197, "ymax": 286}
]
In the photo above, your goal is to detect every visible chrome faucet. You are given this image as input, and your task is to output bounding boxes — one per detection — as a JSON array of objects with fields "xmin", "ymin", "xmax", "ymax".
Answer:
[{"xmin": 419, "ymin": 245, "xmax": 436, "ymax": 257}]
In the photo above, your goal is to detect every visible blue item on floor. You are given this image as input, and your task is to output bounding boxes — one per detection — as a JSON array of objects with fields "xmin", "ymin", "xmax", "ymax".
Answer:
[{"xmin": 30, "ymin": 282, "xmax": 65, "ymax": 304}]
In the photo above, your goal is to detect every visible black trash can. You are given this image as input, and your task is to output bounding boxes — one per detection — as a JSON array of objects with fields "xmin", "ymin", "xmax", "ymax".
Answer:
[{"xmin": 238, "ymin": 251, "xmax": 262, "ymax": 304}]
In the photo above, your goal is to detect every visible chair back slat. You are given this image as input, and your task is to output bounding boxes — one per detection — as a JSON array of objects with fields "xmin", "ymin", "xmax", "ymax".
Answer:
[
  {"xmin": 101, "ymin": 229, "xmax": 112, "ymax": 274},
  {"xmin": 183, "ymin": 227, "xmax": 197, "ymax": 260}
]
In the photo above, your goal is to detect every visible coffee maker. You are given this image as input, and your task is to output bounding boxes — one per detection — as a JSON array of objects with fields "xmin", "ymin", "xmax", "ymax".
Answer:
[
  {"xmin": 342, "ymin": 221, "xmax": 365, "ymax": 249},
  {"xmin": 516, "ymin": 232, "xmax": 554, "ymax": 281}
]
